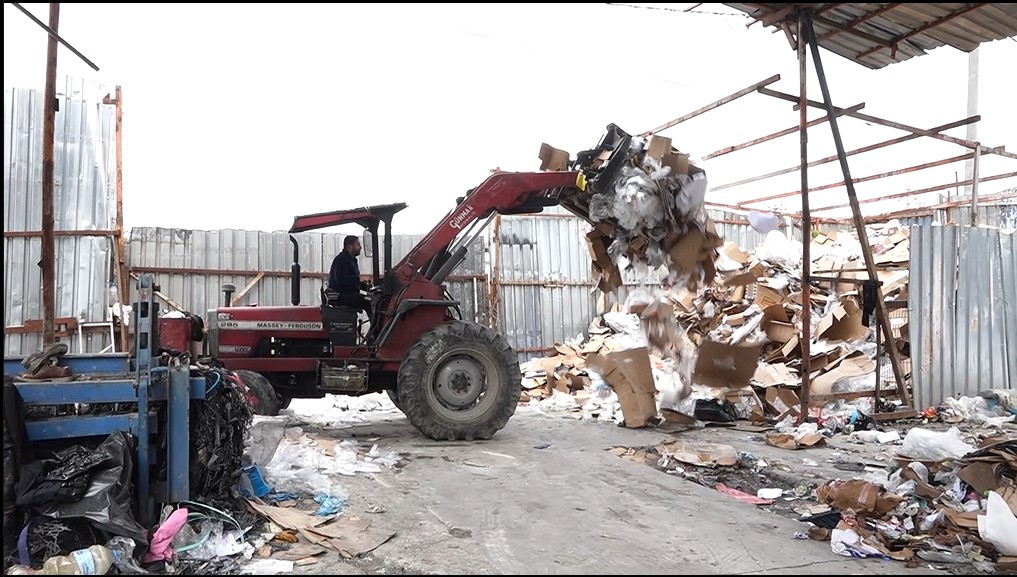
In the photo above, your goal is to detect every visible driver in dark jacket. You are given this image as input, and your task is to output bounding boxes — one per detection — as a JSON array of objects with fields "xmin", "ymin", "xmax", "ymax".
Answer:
[{"xmin": 328, "ymin": 235, "xmax": 371, "ymax": 317}]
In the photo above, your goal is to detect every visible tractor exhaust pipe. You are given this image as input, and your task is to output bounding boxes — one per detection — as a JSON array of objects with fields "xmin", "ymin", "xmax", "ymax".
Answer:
[
  {"xmin": 222, "ymin": 283, "xmax": 236, "ymax": 307},
  {"xmin": 289, "ymin": 235, "xmax": 301, "ymax": 306}
]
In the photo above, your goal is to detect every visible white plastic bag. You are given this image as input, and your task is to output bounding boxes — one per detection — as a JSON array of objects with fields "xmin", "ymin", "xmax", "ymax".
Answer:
[
  {"xmin": 748, "ymin": 211, "xmax": 781, "ymax": 234},
  {"xmin": 978, "ymin": 491, "xmax": 1017, "ymax": 555},
  {"xmin": 898, "ymin": 427, "xmax": 975, "ymax": 461}
]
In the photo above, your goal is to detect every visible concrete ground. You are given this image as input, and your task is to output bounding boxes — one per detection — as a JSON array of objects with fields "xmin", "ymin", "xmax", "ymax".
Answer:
[{"xmin": 274, "ymin": 401, "xmax": 951, "ymax": 576}]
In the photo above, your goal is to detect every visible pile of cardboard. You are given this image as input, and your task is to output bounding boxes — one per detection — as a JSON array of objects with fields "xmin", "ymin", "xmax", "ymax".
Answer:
[
  {"xmin": 519, "ymin": 318, "xmax": 666, "ymax": 428},
  {"xmin": 520, "ymin": 220, "xmax": 915, "ymax": 430},
  {"xmin": 669, "ymin": 221, "xmax": 914, "ymax": 415}
]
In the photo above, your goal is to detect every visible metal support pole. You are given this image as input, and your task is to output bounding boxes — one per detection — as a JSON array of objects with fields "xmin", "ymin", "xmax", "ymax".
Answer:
[
  {"xmin": 489, "ymin": 214, "xmax": 502, "ymax": 330},
  {"xmin": 971, "ymin": 145, "xmax": 981, "ymax": 226},
  {"xmin": 802, "ymin": 13, "xmax": 912, "ymax": 408},
  {"xmin": 166, "ymin": 358, "xmax": 190, "ymax": 504},
  {"xmin": 797, "ymin": 13, "xmax": 811, "ymax": 423},
  {"xmin": 41, "ymin": 2, "xmax": 60, "ymax": 346},
  {"xmin": 135, "ymin": 276, "xmax": 153, "ymax": 526}
]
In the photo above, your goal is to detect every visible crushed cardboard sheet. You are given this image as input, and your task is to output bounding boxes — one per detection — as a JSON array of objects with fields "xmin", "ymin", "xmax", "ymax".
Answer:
[
  {"xmin": 764, "ymin": 431, "xmax": 827, "ymax": 450},
  {"xmin": 247, "ymin": 500, "xmax": 396, "ymax": 559}
]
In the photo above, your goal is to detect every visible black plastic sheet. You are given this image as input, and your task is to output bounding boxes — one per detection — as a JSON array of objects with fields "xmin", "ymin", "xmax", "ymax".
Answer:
[{"xmin": 18, "ymin": 430, "xmax": 148, "ymax": 543}]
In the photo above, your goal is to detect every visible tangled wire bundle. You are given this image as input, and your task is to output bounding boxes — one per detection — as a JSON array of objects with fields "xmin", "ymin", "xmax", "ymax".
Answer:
[{"xmin": 188, "ymin": 368, "xmax": 254, "ymax": 512}]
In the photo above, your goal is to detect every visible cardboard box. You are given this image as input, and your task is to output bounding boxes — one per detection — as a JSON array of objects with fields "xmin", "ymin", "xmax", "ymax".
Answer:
[
  {"xmin": 692, "ymin": 340, "xmax": 764, "ymax": 387},
  {"xmin": 810, "ymin": 350, "xmax": 876, "ymax": 395},
  {"xmin": 668, "ymin": 230, "xmax": 705, "ymax": 274},
  {"xmin": 646, "ymin": 135, "xmax": 672, "ymax": 162},
  {"xmin": 754, "ymin": 285, "xmax": 784, "ymax": 309},
  {"xmin": 586, "ymin": 347, "xmax": 658, "ymax": 428},
  {"xmin": 662, "ymin": 152, "xmax": 690, "ymax": 175},
  {"xmin": 765, "ymin": 387, "xmax": 801, "ymax": 420},
  {"xmin": 754, "ymin": 362, "xmax": 798, "ymax": 387},
  {"xmin": 815, "ymin": 298, "xmax": 867, "ymax": 343},
  {"xmin": 537, "ymin": 143, "xmax": 570, "ymax": 172},
  {"xmin": 586, "ymin": 231, "xmax": 622, "ymax": 293},
  {"xmin": 723, "ymin": 387, "xmax": 766, "ymax": 421}
]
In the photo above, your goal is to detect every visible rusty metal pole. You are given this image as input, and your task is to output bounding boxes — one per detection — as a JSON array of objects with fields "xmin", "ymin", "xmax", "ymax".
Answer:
[
  {"xmin": 797, "ymin": 11, "xmax": 811, "ymax": 424},
  {"xmin": 802, "ymin": 13, "xmax": 911, "ymax": 408},
  {"xmin": 41, "ymin": 2, "xmax": 60, "ymax": 346},
  {"xmin": 970, "ymin": 144, "xmax": 981, "ymax": 226},
  {"xmin": 488, "ymin": 214, "xmax": 502, "ymax": 331}
]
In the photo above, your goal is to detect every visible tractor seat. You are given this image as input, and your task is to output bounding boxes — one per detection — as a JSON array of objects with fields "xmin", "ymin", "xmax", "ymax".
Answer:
[{"xmin": 321, "ymin": 285, "xmax": 342, "ymax": 308}]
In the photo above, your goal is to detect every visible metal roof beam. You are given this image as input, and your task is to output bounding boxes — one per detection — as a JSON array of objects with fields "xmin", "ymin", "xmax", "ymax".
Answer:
[{"xmin": 758, "ymin": 86, "xmax": 1017, "ymax": 159}]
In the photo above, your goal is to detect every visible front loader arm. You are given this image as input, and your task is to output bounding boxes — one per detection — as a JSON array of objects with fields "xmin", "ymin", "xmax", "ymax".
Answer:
[{"xmin": 392, "ymin": 171, "xmax": 587, "ymax": 285}]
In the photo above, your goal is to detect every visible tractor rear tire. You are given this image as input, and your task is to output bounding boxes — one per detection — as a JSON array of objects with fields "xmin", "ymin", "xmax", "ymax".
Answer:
[
  {"xmin": 235, "ymin": 370, "xmax": 281, "ymax": 416},
  {"xmin": 397, "ymin": 321, "xmax": 520, "ymax": 441}
]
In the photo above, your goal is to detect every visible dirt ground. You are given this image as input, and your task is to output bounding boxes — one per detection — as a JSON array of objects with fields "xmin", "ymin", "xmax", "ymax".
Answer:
[{"xmin": 269, "ymin": 401, "xmax": 958, "ymax": 576}]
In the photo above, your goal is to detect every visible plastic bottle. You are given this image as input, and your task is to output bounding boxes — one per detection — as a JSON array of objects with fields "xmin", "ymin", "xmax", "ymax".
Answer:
[
  {"xmin": 104, "ymin": 537, "xmax": 147, "ymax": 574},
  {"xmin": 39, "ymin": 545, "xmax": 113, "ymax": 575}
]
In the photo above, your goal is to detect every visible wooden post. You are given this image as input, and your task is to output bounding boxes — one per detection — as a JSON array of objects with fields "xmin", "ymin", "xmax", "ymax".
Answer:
[{"xmin": 103, "ymin": 86, "xmax": 130, "ymax": 350}]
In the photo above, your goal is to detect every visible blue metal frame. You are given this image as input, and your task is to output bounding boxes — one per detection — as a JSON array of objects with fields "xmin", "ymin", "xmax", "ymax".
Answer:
[{"xmin": 3, "ymin": 275, "xmax": 206, "ymax": 527}]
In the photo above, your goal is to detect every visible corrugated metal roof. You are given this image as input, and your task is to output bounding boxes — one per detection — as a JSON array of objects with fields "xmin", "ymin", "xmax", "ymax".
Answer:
[{"xmin": 723, "ymin": 3, "xmax": 1017, "ymax": 69}]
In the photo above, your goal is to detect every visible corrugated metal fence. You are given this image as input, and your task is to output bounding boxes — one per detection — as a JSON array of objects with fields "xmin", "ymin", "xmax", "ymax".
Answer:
[
  {"xmin": 3, "ymin": 80, "xmax": 116, "ymax": 356},
  {"xmin": 900, "ymin": 201, "xmax": 1017, "ymax": 233},
  {"xmin": 494, "ymin": 209, "xmax": 597, "ymax": 359},
  {"xmin": 909, "ymin": 225, "xmax": 1016, "ymax": 408}
]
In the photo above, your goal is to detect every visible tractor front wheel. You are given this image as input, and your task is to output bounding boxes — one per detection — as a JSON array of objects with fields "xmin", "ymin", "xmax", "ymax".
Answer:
[
  {"xmin": 397, "ymin": 321, "xmax": 520, "ymax": 441},
  {"xmin": 235, "ymin": 370, "xmax": 281, "ymax": 416}
]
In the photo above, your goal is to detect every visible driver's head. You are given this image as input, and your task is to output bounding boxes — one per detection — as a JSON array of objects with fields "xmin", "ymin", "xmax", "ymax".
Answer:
[{"xmin": 343, "ymin": 235, "xmax": 362, "ymax": 257}]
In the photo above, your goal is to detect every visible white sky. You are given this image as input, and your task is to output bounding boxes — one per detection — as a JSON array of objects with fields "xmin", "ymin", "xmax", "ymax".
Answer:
[{"xmin": 4, "ymin": 3, "xmax": 1016, "ymax": 235}]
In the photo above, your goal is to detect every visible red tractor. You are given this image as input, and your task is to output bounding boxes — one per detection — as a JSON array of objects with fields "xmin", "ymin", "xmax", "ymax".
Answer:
[{"xmin": 209, "ymin": 127, "xmax": 633, "ymax": 440}]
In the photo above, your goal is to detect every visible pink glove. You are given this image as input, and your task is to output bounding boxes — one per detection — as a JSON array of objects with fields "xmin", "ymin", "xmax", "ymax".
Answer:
[{"xmin": 144, "ymin": 507, "xmax": 190, "ymax": 563}]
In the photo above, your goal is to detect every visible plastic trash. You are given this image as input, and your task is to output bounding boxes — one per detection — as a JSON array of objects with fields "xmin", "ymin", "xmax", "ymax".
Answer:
[
  {"xmin": 757, "ymin": 488, "xmax": 783, "ymax": 499},
  {"xmin": 240, "ymin": 559, "xmax": 294, "ymax": 575},
  {"xmin": 748, "ymin": 211, "xmax": 781, "ymax": 234},
  {"xmin": 144, "ymin": 507, "xmax": 189, "ymax": 563},
  {"xmin": 830, "ymin": 528, "xmax": 883, "ymax": 558},
  {"xmin": 315, "ymin": 493, "xmax": 346, "ymax": 516},
  {"xmin": 978, "ymin": 490, "xmax": 1017, "ymax": 555},
  {"xmin": 898, "ymin": 427, "xmax": 975, "ymax": 461},
  {"xmin": 180, "ymin": 522, "xmax": 252, "ymax": 560},
  {"xmin": 238, "ymin": 463, "xmax": 272, "ymax": 499},
  {"xmin": 756, "ymin": 230, "xmax": 801, "ymax": 270},
  {"xmin": 39, "ymin": 545, "xmax": 114, "ymax": 575}
]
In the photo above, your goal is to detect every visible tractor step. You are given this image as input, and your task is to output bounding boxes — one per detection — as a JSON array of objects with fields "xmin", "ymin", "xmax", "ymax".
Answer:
[{"xmin": 319, "ymin": 364, "xmax": 368, "ymax": 393}]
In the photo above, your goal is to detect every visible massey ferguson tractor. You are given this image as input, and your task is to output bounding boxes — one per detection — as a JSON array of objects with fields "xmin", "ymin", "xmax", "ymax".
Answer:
[{"xmin": 209, "ymin": 126, "xmax": 638, "ymax": 441}]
